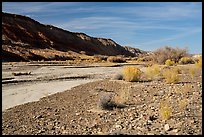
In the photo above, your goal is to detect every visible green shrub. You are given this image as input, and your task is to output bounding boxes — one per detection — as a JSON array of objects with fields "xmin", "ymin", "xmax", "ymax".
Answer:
[{"xmin": 123, "ymin": 66, "xmax": 142, "ymax": 82}]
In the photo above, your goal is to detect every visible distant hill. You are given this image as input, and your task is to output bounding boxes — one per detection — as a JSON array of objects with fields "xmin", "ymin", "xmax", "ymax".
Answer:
[{"xmin": 2, "ymin": 12, "xmax": 145, "ymax": 61}]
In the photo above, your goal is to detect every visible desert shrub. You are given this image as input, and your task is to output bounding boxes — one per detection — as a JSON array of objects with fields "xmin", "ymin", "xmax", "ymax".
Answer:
[
  {"xmin": 179, "ymin": 57, "xmax": 195, "ymax": 64},
  {"xmin": 137, "ymin": 56, "xmax": 152, "ymax": 62},
  {"xmin": 112, "ymin": 73, "xmax": 123, "ymax": 80},
  {"xmin": 195, "ymin": 57, "xmax": 202, "ymax": 68},
  {"xmin": 162, "ymin": 68, "xmax": 180, "ymax": 84},
  {"xmin": 97, "ymin": 93, "xmax": 116, "ymax": 110},
  {"xmin": 94, "ymin": 55, "xmax": 108, "ymax": 61},
  {"xmin": 159, "ymin": 99, "xmax": 172, "ymax": 120},
  {"xmin": 165, "ymin": 59, "xmax": 175, "ymax": 66},
  {"xmin": 151, "ymin": 46, "xmax": 188, "ymax": 64},
  {"xmin": 123, "ymin": 66, "xmax": 142, "ymax": 82},
  {"xmin": 107, "ymin": 56, "xmax": 126, "ymax": 63},
  {"xmin": 145, "ymin": 64, "xmax": 161, "ymax": 80}
]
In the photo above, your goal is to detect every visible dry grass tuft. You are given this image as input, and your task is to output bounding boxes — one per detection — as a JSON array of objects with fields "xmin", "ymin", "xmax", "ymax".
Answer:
[
  {"xmin": 145, "ymin": 64, "xmax": 161, "ymax": 80},
  {"xmin": 162, "ymin": 68, "xmax": 180, "ymax": 84},
  {"xmin": 159, "ymin": 99, "xmax": 172, "ymax": 120},
  {"xmin": 195, "ymin": 57, "xmax": 202, "ymax": 68},
  {"xmin": 123, "ymin": 66, "xmax": 142, "ymax": 82}
]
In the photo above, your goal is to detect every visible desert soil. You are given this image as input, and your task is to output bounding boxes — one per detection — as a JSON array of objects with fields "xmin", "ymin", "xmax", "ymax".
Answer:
[{"xmin": 2, "ymin": 62, "xmax": 202, "ymax": 135}]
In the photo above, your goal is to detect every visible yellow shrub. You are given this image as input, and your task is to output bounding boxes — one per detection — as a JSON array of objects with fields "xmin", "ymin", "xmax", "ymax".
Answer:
[
  {"xmin": 162, "ymin": 68, "xmax": 180, "ymax": 84},
  {"xmin": 123, "ymin": 66, "xmax": 142, "ymax": 82},
  {"xmin": 195, "ymin": 57, "xmax": 202, "ymax": 68},
  {"xmin": 145, "ymin": 64, "xmax": 161, "ymax": 80},
  {"xmin": 160, "ymin": 99, "xmax": 172, "ymax": 120},
  {"xmin": 165, "ymin": 59, "xmax": 175, "ymax": 66},
  {"xmin": 179, "ymin": 57, "xmax": 194, "ymax": 64}
]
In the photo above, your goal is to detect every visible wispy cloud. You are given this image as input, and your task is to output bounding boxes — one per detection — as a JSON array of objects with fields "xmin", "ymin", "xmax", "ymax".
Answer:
[
  {"xmin": 140, "ymin": 27, "xmax": 202, "ymax": 45},
  {"xmin": 2, "ymin": 2, "xmax": 202, "ymax": 53}
]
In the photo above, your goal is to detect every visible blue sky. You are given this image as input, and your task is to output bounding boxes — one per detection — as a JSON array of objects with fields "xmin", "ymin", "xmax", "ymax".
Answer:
[{"xmin": 2, "ymin": 2, "xmax": 202, "ymax": 54}]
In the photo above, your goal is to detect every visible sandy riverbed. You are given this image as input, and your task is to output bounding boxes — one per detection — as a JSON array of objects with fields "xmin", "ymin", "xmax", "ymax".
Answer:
[{"xmin": 2, "ymin": 62, "xmax": 126, "ymax": 111}]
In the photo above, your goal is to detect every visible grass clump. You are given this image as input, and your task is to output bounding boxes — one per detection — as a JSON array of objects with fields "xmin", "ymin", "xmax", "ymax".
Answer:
[
  {"xmin": 195, "ymin": 57, "xmax": 202, "ymax": 68},
  {"xmin": 162, "ymin": 68, "xmax": 180, "ymax": 84},
  {"xmin": 159, "ymin": 99, "xmax": 172, "ymax": 120},
  {"xmin": 123, "ymin": 66, "xmax": 142, "ymax": 82},
  {"xmin": 165, "ymin": 59, "xmax": 175, "ymax": 66},
  {"xmin": 145, "ymin": 64, "xmax": 161, "ymax": 80}
]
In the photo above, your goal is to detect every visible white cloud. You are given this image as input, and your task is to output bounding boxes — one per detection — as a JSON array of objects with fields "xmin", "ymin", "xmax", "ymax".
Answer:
[{"xmin": 141, "ymin": 28, "xmax": 202, "ymax": 45}]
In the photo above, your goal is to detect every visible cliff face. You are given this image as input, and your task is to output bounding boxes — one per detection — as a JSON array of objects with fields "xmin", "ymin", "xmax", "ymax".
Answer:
[{"xmin": 2, "ymin": 12, "xmax": 138, "ymax": 61}]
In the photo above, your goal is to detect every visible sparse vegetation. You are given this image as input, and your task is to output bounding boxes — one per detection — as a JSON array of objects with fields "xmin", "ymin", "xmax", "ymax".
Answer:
[
  {"xmin": 162, "ymin": 68, "xmax": 180, "ymax": 84},
  {"xmin": 151, "ymin": 46, "xmax": 188, "ymax": 64},
  {"xmin": 107, "ymin": 56, "xmax": 126, "ymax": 63},
  {"xmin": 123, "ymin": 66, "xmax": 142, "ymax": 82}
]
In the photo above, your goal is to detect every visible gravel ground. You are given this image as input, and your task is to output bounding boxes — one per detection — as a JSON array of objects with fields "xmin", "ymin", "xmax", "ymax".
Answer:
[{"xmin": 2, "ymin": 63, "xmax": 202, "ymax": 135}]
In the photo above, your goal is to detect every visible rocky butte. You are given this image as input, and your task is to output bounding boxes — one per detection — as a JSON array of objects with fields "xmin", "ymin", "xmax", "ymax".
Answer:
[{"xmin": 2, "ymin": 12, "xmax": 145, "ymax": 62}]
